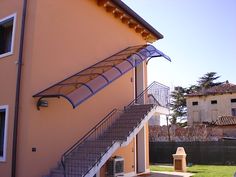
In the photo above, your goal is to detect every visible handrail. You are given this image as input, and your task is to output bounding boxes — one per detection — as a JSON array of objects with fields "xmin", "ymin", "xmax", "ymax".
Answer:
[
  {"xmin": 148, "ymin": 94, "xmax": 161, "ymax": 106},
  {"xmin": 61, "ymin": 108, "xmax": 118, "ymax": 175},
  {"xmin": 60, "ymin": 81, "xmax": 169, "ymax": 177},
  {"xmin": 126, "ymin": 81, "xmax": 157, "ymax": 108},
  {"xmin": 126, "ymin": 81, "xmax": 170, "ymax": 108}
]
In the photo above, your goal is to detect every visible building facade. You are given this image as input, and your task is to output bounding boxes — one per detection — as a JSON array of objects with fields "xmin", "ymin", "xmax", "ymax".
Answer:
[
  {"xmin": 148, "ymin": 82, "xmax": 170, "ymax": 126},
  {"xmin": 0, "ymin": 1, "xmax": 170, "ymax": 177},
  {"xmin": 186, "ymin": 82, "xmax": 236, "ymax": 125}
]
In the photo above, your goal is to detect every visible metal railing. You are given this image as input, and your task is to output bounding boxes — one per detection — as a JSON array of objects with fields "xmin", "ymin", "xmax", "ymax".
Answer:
[
  {"xmin": 60, "ymin": 81, "xmax": 169, "ymax": 177},
  {"xmin": 148, "ymin": 81, "xmax": 170, "ymax": 108},
  {"xmin": 126, "ymin": 81, "xmax": 169, "ymax": 109},
  {"xmin": 61, "ymin": 108, "xmax": 122, "ymax": 177}
]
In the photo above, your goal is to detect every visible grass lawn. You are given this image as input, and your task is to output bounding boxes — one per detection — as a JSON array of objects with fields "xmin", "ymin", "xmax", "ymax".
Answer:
[{"xmin": 150, "ymin": 165, "xmax": 236, "ymax": 177}]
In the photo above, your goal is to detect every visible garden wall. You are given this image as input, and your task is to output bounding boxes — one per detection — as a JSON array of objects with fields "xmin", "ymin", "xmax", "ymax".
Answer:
[
  {"xmin": 149, "ymin": 124, "xmax": 224, "ymax": 142},
  {"xmin": 149, "ymin": 141, "xmax": 236, "ymax": 165}
]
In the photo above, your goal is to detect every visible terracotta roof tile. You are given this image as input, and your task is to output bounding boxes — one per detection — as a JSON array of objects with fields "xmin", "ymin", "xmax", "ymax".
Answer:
[
  {"xmin": 187, "ymin": 82, "xmax": 236, "ymax": 97},
  {"xmin": 213, "ymin": 116, "xmax": 236, "ymax": 126}
]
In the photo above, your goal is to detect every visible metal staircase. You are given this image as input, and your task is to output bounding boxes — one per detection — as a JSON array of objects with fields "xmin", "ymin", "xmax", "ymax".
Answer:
[{"xmin": 44, "ymin": 82, "xmax": 168, "ymax": 177}]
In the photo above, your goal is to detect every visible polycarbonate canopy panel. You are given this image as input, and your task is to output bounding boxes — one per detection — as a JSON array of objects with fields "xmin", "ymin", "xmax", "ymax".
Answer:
[{"xmin": 33, "ymin": 44, "xmax": 171, "ymax": 108}]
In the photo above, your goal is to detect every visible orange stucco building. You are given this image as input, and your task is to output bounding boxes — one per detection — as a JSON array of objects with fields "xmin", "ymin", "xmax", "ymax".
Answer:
[{"xmin": 0, "ymin": 1, "xmax": 170, "ymax": 177}]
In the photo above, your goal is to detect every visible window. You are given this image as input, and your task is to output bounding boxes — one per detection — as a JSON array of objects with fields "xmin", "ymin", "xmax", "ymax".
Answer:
[
  {"xmin": 211, "ymin": 100, "xmax": 217, "ymax": 104},
  {"xmin": 0, "ymin": 14, "xmax": 16, "ymax": 58},
  {"xmin": 0, "ymin": 105, "xmax": 8, "ymax": 161},
  {"xmin": 232, "ymin": 108, "xmax": 236, "ymax": 116},
  {"xmin": 231, "ymin": 99, "xmax": 236, "ymax": 103},
  {"xmin": 192, "ymin": 101, "xmax": 198, "ymax": 106}
]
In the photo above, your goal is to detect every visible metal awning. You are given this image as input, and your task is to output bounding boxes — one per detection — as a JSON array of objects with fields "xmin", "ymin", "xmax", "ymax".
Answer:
[{"xmin": 33, "ymin": 44, "xmax": 171, "ymax": 109}]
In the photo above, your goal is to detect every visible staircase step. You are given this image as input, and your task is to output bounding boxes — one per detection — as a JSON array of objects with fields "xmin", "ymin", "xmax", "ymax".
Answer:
[
  {"xmin": 67, "ymin": 153, "xmax": 100, "ymax": 161},
  {"xmin": 105, "ymin": 127, "xmax": 134, "ymax": 133},
  {"xmin": 104, "ymin": 127, "xmax": 134, "ymax": 135},
  {"xmin": 117, "ymin": 115, "xmax": 143, "ymax": 121},
  {"xmin": 121, "ymin": 111, "xmax": 146, "ymax": 116},
  {"xmin": 113, "ymin": 120, "xmax": 141, "ymax": 126},
  {"xmin": 128, "ymin": 104, "xmax": 153, "ymax": 109},
  {"xmin": 130, "ymin": 103, "xmax": 154, "ymax": 107},
  {"xmin": 116, "ymin": 117, "xmax": 142, "ymax": 123},
  {"xmin": 74, "ymin": 142, "xmax": 110, "ymax": 151},
  {"xmin": 108, "ymin": 126, "xmax": 136, "ymax": 133},
  {"xmin": 127, "ymin": 108, "xmax": 153, "ymax": 113},
  {"xmin": 121, "ymin": 111, "xmax": 146, "ymax": 115},
  {"xmin": 100, "ymin": 135, "xmax": 127, "ymax": 141}
]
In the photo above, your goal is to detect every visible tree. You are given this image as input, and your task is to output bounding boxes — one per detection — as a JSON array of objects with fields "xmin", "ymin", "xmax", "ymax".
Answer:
[
  {"xmin": 169, "ymin": 86, "xmax": 187, "ymax": 125},
  {"xmin": 169, "ymin": 72, "xmax": 222, "ymax": 126},
  {"xmin": 186, "ymin": 84, "xmax": 200, "ymax": 94},
  {"xmin": 197, "ymin": 72, "xmax": 222, "ymax": 89}
]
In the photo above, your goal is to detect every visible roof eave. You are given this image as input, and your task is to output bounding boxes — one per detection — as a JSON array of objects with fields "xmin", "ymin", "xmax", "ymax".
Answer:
[
  {"xmin": 111, "ymin": 0, "xmax": 163, "ymax": 41},
  {"xmin": 186, "ymin": 91, "xmax": 236, "ymax": 98}
]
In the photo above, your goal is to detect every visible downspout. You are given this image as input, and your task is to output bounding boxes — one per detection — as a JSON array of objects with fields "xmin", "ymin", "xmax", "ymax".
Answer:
[{"xmin": 11, "ymin": 0, "xmax": 27, "ymax": 177}]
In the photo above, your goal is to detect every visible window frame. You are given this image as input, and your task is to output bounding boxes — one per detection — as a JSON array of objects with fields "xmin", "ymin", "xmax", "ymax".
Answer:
[
  {"xmin": 231, "ymin": 98, "xmax": 236, "ymax": 103},
  {"xmin": 192, "ymin": 101, "xmax": 198, "ymax": 106},
  {"xmin": 0, "ymin": 105, "xmax": 8, "ymax": 162},
  {"xmin": 0, "ymin": 13, "xmax": 17, "ymax": 59},
  {"xmin": 232, "ymin": 108, "xmax": 236, "ymax": 116},
  {"xmin": 211, "ymin": 100, "xmax": 217, "ymax": 104}
]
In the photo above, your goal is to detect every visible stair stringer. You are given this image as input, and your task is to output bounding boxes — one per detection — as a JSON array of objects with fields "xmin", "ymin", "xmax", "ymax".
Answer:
[{"xmin": 84, "ymin": 105, "xmax": 157, "ymax": 177}]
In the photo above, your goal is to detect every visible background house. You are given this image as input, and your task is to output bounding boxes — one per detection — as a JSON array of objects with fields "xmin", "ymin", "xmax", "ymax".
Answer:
[
  {"xmin": 148, "ymin": 82, "xmax": 170, "ymax": 126},
  {"xmin": 186, "ymin": 81, "xmax": 236, "ymax": 125},
  {"xmin": 209, "ymin": 115, "xmax": 236, "ymax": 138},
  {"xmin": 0, "ymin": 0, "xmax": 170, "ymax": 177}
]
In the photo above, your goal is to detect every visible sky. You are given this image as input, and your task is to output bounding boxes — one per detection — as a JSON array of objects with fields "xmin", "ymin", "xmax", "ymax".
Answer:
[{"xmin": 124, "ymin": 0, "xmax": 236, "ymax": 90}]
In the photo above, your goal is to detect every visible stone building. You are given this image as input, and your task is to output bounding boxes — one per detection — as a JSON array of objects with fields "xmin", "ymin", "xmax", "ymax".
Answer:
[{"xmin": 186, "ymin": 81, "xmax": 236, "ymax": 125}]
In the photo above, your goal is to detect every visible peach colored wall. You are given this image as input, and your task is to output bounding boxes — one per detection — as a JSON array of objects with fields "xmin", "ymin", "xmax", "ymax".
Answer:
[
  {"xmin": 112, "ymin": 139, "xmax": 136, "ymax": 174},
  {"xmin": 0, "ymin": 0, "xmax": 22, "ymax": 177},
  {"xmin": 100, "ymin": 163, "xmax": 107, "ymax": 177},
  {"xmin": 144, "ymin": 62, "xmax": 148, "ymax": 89},
  {"xmin": 143, "ymin": 58, "xmax": 149, "ymax": 171},
  {"xmin": 16, "ymin": 0, "xmax": 146, "ymax": 177},
  {"xmin": 99, "ymin": 139, "xmax": 136, "ymax": 176},
  {"xmin": 145, "ymin": 123, "xmax": 150, "ymax": 170},
  {"xmin": 143, "ymin": 59, "xmax": 149, "ymax": 170}
]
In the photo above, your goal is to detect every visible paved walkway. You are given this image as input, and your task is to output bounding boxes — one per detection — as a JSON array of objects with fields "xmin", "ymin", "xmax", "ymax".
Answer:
[{"xmin": 135, "ymin": 171, "xmax": 194, "ymax": 177}]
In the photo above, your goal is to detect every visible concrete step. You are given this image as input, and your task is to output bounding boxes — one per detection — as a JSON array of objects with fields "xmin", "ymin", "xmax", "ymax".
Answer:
[
  {"xmin": 128, "ymin": 104, "xmax": 154, "ymax": 110},
  {"xmin": 114, "ymin": 118, "xmax": 139, "ymax": 126},
  {"xmin": 118, "ymin": 115, "xmax": 143, "ymax": 121},
  {"xmin": 120, "ymin": 111, "xmax": 146, "ymax": 116}
]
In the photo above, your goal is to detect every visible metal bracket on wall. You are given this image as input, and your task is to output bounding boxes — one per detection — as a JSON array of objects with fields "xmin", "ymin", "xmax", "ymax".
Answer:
[{"xmin": 36, "ymin": 96, "xmax": 59, "ymax": 110}]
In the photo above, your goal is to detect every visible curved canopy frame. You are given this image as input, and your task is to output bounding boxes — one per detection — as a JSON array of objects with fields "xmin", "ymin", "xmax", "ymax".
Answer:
[{"xmin": 33, "ymin": 44, "xmax": 171, "ymax": 109}]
